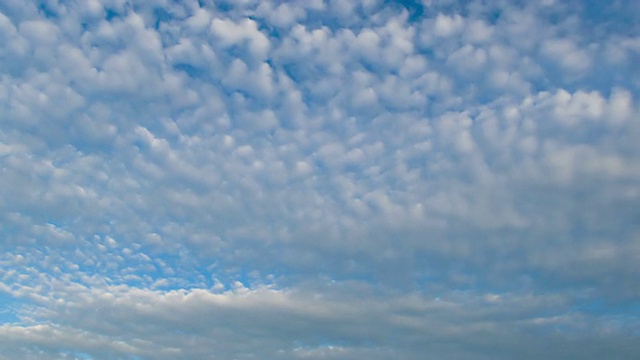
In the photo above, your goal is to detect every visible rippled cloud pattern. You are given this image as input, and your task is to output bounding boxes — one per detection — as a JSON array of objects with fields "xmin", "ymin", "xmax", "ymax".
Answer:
[{"xmin": 1, "ymin": 0, "xmax": 639, "ymax": 359}]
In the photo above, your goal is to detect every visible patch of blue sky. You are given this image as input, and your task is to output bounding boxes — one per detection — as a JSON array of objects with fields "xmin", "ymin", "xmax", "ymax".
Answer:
[
  {"xmin": 62, "ymin": 351, "xmax": 93, "ymax": 360},
  {"xmin": 172, "ymin": 63, "xmax": 207, "ymax": 79},
  {"xmin": 392, "ymin": 0, "xmax": 425, "ymax": 22},
  {"xmin": 37, "ymin": 3, "xmax": 59, "ymax": 19},
  {"xmin": 104, "ymin": 7, "xmax": 122, "ymax": 22},
  {"xmin": 0, "ymin": 294, "xmax": 20, "ymax": 324}
]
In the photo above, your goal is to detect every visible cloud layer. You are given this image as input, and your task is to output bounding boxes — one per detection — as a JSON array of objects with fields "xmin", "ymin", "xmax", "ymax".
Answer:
[{"xmin": 1, "ymin": 0, "xmax": 639, "ymax": 359}]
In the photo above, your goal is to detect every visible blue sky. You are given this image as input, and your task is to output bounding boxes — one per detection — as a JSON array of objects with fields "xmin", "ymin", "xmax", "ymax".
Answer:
[{"xmin": 0, "ymin": 0, "xmax": 639, "ymax": 359}]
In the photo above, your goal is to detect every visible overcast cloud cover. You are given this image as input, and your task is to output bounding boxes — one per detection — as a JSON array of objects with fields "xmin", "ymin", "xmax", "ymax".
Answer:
[{"xmin": 0, "ymin": 0, "xmax": 639, "ymax": 358}]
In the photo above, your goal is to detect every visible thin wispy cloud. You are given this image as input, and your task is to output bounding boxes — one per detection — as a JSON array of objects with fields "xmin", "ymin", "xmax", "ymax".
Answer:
[{"xmin": 0, "ymin": 0, "xmax": 639, "ymax": 359}]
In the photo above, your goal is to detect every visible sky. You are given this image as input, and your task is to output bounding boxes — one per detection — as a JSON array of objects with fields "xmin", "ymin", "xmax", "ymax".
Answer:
[{"xmin": 0, "ymin": 0, "xmax": 639, "ymax": 359}]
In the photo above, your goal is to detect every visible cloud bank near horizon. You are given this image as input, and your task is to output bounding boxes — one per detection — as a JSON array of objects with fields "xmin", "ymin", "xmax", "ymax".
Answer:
[{"xmin": 0, "ymin": 0, "xmax": 639, "ymax": 359}]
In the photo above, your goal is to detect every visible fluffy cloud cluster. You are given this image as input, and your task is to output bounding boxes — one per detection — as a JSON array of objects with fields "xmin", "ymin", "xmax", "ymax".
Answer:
[{"xmin": 0, "ymin": 0, "xmax": 638, "ymax": 359}]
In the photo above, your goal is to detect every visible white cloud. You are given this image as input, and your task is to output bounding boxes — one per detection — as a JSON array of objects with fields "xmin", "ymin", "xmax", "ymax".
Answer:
[
  {"xmin": 210, "ymin": 17, "xmax": 270, "ymax": 60},
  {"xmin": 18, "ymin": 19, "xmax": 59, "ymax": 45},
  {"xmin": 0, "ymin": 0, "xmax": 638, "ymax": 358},
  {"xmin": 2, "ymin": 274, "xmax": 636, "ymax": 359},
  {"xmin": 434, "ymin": 13, "xmax": 464, "ymax": 37},
  {"xmin": 541, "ymin": 38, "xmax": 592, "ymax": 74},
  {"xmin": 257, "ymin": 2, "xmax": 307, "ymax": 29}
]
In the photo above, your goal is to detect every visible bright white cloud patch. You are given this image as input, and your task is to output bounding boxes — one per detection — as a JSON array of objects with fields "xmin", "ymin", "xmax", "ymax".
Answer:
[{"xmin": 0, "ymin": 0, "xmax": 639, "ymax": 359}]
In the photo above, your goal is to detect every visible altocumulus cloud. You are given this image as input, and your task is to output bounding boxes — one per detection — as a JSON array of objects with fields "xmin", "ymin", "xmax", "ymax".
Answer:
[{"xmin": 0, "ymin": 0, "xmax": 639, "ymax": 359}]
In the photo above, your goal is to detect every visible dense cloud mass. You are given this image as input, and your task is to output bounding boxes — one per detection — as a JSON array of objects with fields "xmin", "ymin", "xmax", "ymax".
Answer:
[{"xmin": 0, "ymin": 0, "xmax": 639, "ymax": 359}]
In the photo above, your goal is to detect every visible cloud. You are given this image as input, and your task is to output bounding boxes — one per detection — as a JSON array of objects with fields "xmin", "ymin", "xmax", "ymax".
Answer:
[
  {"xmin": 1, "ymin": 274, "xmax": 637, "ymax": 360},
  {"xmin": 0, "ymin": 0, "xmax": 638, "ymax": 359}
]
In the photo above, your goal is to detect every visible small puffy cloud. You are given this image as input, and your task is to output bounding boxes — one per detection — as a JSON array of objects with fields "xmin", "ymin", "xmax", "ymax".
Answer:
[
  {"xmin": 210, "ymin": 17, "xmax": 270, "ymax": 60},
  {"xmin": 541, "ymin": 38, "xmax": 592, "ymax": 74},
  {"xmin": 434, "ymin": 13, "xmax": 464, "ymax": 37}
]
